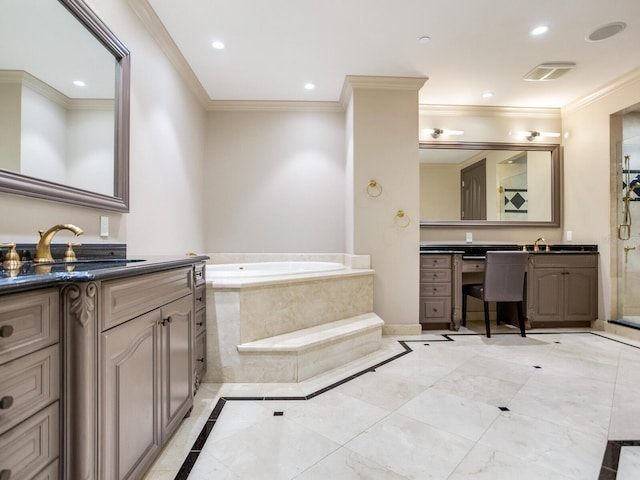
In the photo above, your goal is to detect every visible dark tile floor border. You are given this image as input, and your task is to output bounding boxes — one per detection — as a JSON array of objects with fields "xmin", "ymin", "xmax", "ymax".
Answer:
[{"xmin": 172, "ymin": 331, "xmax": 639, "ymax": 480}]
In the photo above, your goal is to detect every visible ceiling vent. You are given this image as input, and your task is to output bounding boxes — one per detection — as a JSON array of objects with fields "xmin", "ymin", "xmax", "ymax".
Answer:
[{"xmin": 523, "ymin": 62, "xmax": 576, "ymax": 81}]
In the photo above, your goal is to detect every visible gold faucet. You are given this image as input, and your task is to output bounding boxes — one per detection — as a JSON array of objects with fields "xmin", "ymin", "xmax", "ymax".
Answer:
[
  {"xmin": 533, "ymin": 237, "xmax": 550, "ymax": 252},
  {"xmin": 34, "ymin": 224, "xmax": 84, "ymax": 264}
]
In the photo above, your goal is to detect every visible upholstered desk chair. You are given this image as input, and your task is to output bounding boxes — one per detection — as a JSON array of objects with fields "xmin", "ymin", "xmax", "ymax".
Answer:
[{"xmin": 461, "ymin": 251, "xmax": 529, "ymax": 338}]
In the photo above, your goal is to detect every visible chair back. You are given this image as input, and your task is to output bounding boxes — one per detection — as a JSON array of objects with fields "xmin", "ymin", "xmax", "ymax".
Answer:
[{"xmin": 481, "ymin": 251, "xmax": 529, "ymax": 302}]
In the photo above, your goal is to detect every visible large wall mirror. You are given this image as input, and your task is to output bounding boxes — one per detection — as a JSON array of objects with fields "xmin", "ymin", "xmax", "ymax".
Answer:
[
  {"xmin": 0, "ymin": 0, "xmax": 130, "ymax": 211},
  {"xmin": 420, "ymin": 142, "xmax": 561, "ymax": 227}
]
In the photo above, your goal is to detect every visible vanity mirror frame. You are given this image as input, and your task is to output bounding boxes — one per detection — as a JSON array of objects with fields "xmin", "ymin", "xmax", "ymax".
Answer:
[
  {"xmin": 419, "ymin": 141, "xmax": 561, "ymax": 228},
  {"xmin": 0, "ymin": 0, "xmax": 130, "ymax": 212}
]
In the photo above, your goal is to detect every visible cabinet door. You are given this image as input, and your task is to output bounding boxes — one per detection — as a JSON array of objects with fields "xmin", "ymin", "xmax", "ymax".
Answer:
[
  {"xmin": 529, "ymin": 268, "xmax": 563, "ymax": 322},
  {"xmin": 564, "ymin": 268, "xmax": 597, "ymax": 322},
  {"xmin": 159, "ymin": 295, "xmax": 193, "ymax": 442},
  {"xmin": 100, "ymin": 310, "xmax": 160, "ymax": 480}
]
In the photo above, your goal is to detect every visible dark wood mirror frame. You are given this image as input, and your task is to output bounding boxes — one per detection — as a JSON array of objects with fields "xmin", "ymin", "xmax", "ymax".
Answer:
[
  {"xmin": 0, "ymin": 0, "xmax": 130, "ymax": 212},
  {"xmin": 419, "ymin": 141, "xmax": 562, "ymax": 228}
]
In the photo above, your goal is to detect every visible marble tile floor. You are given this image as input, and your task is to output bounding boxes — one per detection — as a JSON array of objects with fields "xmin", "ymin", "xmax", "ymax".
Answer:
[{"xmin": 143, "ymin": 325, "xmax": 640, "ymax": 480}]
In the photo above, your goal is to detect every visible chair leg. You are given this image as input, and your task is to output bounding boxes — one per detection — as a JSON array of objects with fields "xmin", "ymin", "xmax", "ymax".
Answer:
[
  {"xmin": 484, "ymin": 301, "xmax": 491, "ymax": 338},
  {"xmin": 462, "ymin": 294, "xmax": 467, "ymax": 327},
  {"xmin": 517, "ymin": 301, "xmax": 526, "ymax": 337}
]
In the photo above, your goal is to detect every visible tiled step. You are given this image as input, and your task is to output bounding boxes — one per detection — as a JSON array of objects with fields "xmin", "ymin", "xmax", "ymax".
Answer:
[{"xmin": 236, "ymin": 313, "xmax": 384, "ymax": 382}]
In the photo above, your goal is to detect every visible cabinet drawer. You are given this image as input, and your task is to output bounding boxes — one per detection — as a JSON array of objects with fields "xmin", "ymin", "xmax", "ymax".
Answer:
[
  {"xmin": 195, "ymin": 308, "xmax": 206, "ymax": 337},
  {"xmin": 420, "ymin": 269, "xmax": 451, "ymax": 283},
  {"xmin": 420, "ymin": 255, "xmax": 450, "ymax": 269},
  {"xmin": 462, "ymin": 260, "xmax": 485, "ymax": 273},
  {"xmin": 420, "ymin": 283, "xmax": 451, "ymax": 297},
  {"xmin": 194, "ymin": 285, "xmax": 206, "ymax": 312},
  {"xmin": 0, "ymin": 402, "xmax": 59, "ymax": 480},
  {"xmin": 194, "ymin": 330, "xmax": 206, "ymax": 381},
  {"xmin": 0, "ymin": 345, "xmax": 59, "ymax": 435},
  {"xmin": 194, "ymin": 263, "xmax": 205, "ymax": 286},
  {"xmin": 420, "ymin": 298, "xmax": 451, "ymax": 322},
  {"xmin": 0, "ymin": 290, "xmax": 59, "ymax": 365},
  {"xmin": 531, "ymin": 254, "xmax": 597, "ymax": 269},
  {"xmin": 101, "ymin": 268, "xmax": 193, "ymax": 331}
]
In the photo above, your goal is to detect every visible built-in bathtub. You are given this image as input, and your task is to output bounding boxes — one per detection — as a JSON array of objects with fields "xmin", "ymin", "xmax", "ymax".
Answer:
[
  {"xmin": 206, "ymin": 261, "xmax": 346, "ymax": 281},
  {"xmin": 202, "ymin": 254, "xmax": 382, "ymax": 382}
]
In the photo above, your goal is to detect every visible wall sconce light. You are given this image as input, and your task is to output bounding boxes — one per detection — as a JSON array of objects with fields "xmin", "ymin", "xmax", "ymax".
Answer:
[
  {"xmin": 526, "ymin": 131, "xmax": 541, "ymax": 141},
  {"xmin": 511, "ymin": 130, "xmax": 561, "ymax": 141},
  {"xmin": 423, "ymin": 128, "xmax": 465, "ymax": 139}
]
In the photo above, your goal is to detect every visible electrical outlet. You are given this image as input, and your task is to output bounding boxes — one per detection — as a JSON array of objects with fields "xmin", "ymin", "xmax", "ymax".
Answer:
[
  {"xmin": 566, "ymin": 230, "xmax": 572, "ymax": 241},
  {"xmin": 466, "ymin": 232, "xmax": 473, "ymax": 243},
  {"xmin": 100, "ymin": 216, "xmax": 109, "ymax": 237}
]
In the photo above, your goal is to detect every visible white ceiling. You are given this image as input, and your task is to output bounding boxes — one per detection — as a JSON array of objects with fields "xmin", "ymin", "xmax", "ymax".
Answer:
[{"xmin": 145, "ymin": 0, "xmax": 640, "ymax": 108}]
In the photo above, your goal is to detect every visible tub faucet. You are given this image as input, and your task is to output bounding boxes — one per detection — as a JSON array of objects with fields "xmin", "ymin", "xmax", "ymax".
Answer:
[
  {"xmin": 533, "ymin": 237, "xmax": 550, "ymax": 252},
  {"xmin": 34, "ymin": 224, "xmax": 84, "ymax": 263}
]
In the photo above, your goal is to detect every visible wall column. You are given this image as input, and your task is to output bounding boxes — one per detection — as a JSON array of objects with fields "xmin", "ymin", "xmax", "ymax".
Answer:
[{"xmin": 344, "ymin": 76, "xmax": 426, "ymax": 333}]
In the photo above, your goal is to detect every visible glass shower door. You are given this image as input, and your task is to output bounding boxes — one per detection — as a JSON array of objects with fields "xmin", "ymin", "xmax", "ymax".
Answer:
[{"xmin": 616, "ymin": 134, "xmax": 640, "ymax": 325}]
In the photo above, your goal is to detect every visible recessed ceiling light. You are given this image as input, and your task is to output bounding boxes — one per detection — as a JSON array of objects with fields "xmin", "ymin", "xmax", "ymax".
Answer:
[
  {"xmin": 587, "ymin": 22, "xmax": 626, "ymax": 42},
  {"xmin": 304, "ymin": 83, "xmax": 315, "ymax": 90},
  {"xmin": 212, "ymin": 41, "xmax": 225, "ymax": 50},
  {"xmin": 482, "ymin": 91, "xmax": 494, "ymax": 98},
  {"xmin": 418, "ymin": 36, "xmax": 431, "ymax": 44},
  {"xmin": 73, "ymin": 80, "xmax": 86, "ymax": 87},
  {"xmin": 531, "ymin": 25, "xmax": 549, "ymax": 36}
]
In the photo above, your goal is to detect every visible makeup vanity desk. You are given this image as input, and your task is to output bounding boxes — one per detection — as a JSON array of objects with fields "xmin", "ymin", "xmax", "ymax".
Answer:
[{"xmin": 419, "ymin": 243, "xmax": 598, "ymax": 331}]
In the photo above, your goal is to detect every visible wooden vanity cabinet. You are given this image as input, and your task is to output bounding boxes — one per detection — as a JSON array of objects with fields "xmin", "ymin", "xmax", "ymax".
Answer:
[
  {"xmin": 527, "ymin": 254, "xmax": 597, "ymax": 327},
  {"xmin": 0, "ymin": 289, "xmax": 60, "ymax": 480},
  {"xmin": 419, "ymin": 255, "xmax": 453, "ymax": 329},
  {"xmin": 99, "ymin": 268, "xmax": 194, "ymax": 480}
]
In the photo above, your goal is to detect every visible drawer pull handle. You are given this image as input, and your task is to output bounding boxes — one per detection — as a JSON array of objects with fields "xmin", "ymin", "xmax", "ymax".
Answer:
[
  {"xmin": 196, "ymin": 321, "xmax": 204, "ymax": 327},
  {"xmin": 0, "ymin": 469, "xmax": 11, "ymax": 480},
  {"xmin": 196, "ymin": 357, "xmax": 205, "ymax": 363},
  {"xmin": 0, "ymin": 396, "xmax": 13, "ymax": 409},
  {"xmin": 0, "ymin": 325, "xmax": 13, "ymax": 338},
  {"xmin": 159, "ymin": 317, "xmax": 172, "ymax": 326},
  {"xmin": 196, "ymin": 296, "xmax": 203, "ymax": 302}
]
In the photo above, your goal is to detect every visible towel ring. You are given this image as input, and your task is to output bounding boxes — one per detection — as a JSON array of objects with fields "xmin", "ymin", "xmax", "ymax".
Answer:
[
  {"xmin": 394, "ymin": 210, "xmax": 410, "ymax": 227},
  {"xmin": 367, "ymin": 180, "xmax": 383, "ymax": 197}
]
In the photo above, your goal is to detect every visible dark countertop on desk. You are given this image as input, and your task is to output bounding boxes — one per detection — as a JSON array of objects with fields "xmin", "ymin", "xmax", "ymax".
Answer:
[
  {"xmin": 420, "ymin": 243, "xmax": 598, "ymax": 256},
  {"xmin": 0, "ymin": 255, "xmax": 210, "ymax": 294}
]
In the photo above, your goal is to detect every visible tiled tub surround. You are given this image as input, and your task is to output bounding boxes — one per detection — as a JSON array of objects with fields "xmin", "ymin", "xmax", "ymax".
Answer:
[{"xmin": 203, "ymin": 254, "xmax": 382, "ymax": 383}]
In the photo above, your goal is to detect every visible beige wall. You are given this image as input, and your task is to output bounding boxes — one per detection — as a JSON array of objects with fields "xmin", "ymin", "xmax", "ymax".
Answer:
[
  {"xmin": 420, "ymin": 163, "xmax": 459, "ymax": 220},
  {"xmin": 1, "ymin": 0, "xmax": 207, "ymax": 256},
  {"xmin": 203, "ymin": 110, "xmax": 346, "ymax": 253}
]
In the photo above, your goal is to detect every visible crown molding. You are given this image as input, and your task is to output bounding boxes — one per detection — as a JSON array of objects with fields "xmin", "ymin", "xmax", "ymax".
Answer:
[
  {"xmin": 207, "ymin": 100, "xmax": 343, "ymax": 112},
  {"xmin": 0, "ymin": 70, "xmax": 113, "ymax": 111},
  {"xmin": 127, "ymin": 0, "xmax": 211, "ymax": 107},
  {"xmin": 340, "ymin": 75, "xmax": 428, "ymax": 109},
  {"xmin": 419, "ymin": 104, "xmax": 561, "ymax": 119},
  {"xmin": 562, "ymin": 66, "xmax": 640, "ymax": 114}
]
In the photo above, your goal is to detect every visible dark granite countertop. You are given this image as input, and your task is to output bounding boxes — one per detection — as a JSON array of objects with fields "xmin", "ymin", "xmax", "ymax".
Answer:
[
  {"xmin": 420, "ymin": 243, "xmax": 598, "ymax": 256},
  {"xmin": 0, "ymin": 253, "xmax": 209, "ymax": 294}
]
